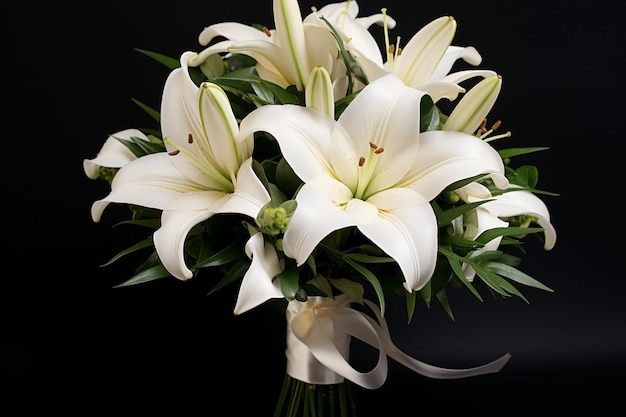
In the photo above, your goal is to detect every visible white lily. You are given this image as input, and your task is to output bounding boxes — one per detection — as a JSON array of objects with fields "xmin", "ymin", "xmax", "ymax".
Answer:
[
  {"xmin": 234, "ymin": 233, "xmax": 285, "ymax": 315},
  {"xmin": 90, "ymin": 51, "xmax": 271, "ymax": 280},
  {"xmin": 308, "ymin": 1, "xmax": 396, "ymax": 67},
  {"xmin": 83, "ymin": 128, "xmax": 149, "ymax": 179},
  {"xmin": 194, "ymin": 0, "xmax": 348, "ymax": 97},
  {"xmin": 352, "ymin": 15, "xmax": 496, "ymax": 102},
  {"xmin": 456, "ymin": 183, "xmax": 557, "ymax": 281},
  {"xmin": 239, "ymin": 74, "xmax": 508, "ymax": 292}
]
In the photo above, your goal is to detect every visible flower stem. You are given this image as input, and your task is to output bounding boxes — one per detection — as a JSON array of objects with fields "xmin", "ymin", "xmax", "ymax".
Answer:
[{"xmin": 273, "ymin": 374, "xmax": 357, "ymax": 417}]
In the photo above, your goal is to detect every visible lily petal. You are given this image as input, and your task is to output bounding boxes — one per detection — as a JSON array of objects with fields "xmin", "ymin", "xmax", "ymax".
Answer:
[
  {"xmin": 359, "ymin": 204, "xmax": 438, "ymax": 291},
  {"xmin": 234, "ymin": 233, "xmax": 285, "ymax": 315},
  {"xmin": 482, "ymin": 190, "xmax": 557, "ymax": 250},
  {"xmin": 83, "ymin": 129, "xmax": 148, "ymax": 179}
]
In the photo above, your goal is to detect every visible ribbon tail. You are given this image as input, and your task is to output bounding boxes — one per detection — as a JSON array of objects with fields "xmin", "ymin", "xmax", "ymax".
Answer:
[{"xmin": 364, "ymin": 300, "xmax": 512, "ymax": 379}]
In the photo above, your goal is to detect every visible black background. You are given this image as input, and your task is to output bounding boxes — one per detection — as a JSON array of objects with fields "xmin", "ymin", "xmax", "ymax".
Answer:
[{"xmin": 4, "ymin": 0, "xmax": 624, "ymax": 415}]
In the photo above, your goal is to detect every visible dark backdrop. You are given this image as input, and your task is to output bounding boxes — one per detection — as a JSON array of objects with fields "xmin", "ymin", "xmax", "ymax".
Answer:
[{"xmin": 5, "ymin": 0, "xmax": 623, "ymax": 415}]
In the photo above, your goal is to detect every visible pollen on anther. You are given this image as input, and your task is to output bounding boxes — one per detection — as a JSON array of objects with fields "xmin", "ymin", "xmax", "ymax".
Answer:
[
  {"xmin": 491, "ymin": 120, "xmax": 502, "ymax": 131},
  {"xmin": 188, "ymin": 133, "xmax": 193, "ymax": 144},
  {"xmin": 263, "ymin": 26, "xmax": 272, "ymax": 37},
  {"xmin": 359, "ymin": 157, "xmax": 365, "ymax": 167},
  {"xmin": 388, "ymin": 44, "xmax": 395, "ymax": 54},
  {"xmin": 369, "ymin": 141, "xmax": 378, "ymax": 149},
  {"xmin": 375, "ymin": 147, "xmax": 384, "ymax": 154},
  {"xmin": 479, "ymin": 118, "xmax": 487, "ymax": 133},
  {"xmin": 169, "ymin": 150, "xmax": 181, "ymax": 156}
]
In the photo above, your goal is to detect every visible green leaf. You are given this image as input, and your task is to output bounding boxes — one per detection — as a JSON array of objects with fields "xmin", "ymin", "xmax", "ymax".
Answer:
[
  {"xmin": 330, "ymin": 278, "xmax": 364, "ymax": 304},
  {"xmin": 278, "ymin": 267, "xmax": 302, "ymax": 301},
  {"xmin": 131, "ymin": 98, "xmax": 161, "ymax": 123},
  {"xmin": 474, "ymin": 226, "xmax": 544, "ymax": 245},
  {"xmin": 343, "ymin": 252, "xmax": 395, "ymax": 264},
  {"xmin": 498, "ymin": 147, "xmax": 549, "ymax": 159},
  {"xmin": 437, "ymin": 244, "xmax": 483, "ymax": 301},
  {"xmin": 101, "ymin": 238, "xmax": 154, "ymax": 267},
  {"xmin": 114, "ymin": 135, "xmax": 165, "ymax": 157},
  {"xmin": 193, "ymin": 241, "xmax": 245, "ymax": 269},
  {"xmin": 134, "ymin": 48, "xmax": 180, "ymax": 69},
  {"xmin": 112, "ymin": 264, "xmax": 170, "ymax": 288},
  {"xmin": 343, "ymin": 257, "xmax": 385, "ymax": 315},
  {"xmin": 207, "ymin": 258, "xmax": 250, "ymax": 296},
  {"xmin": 434, "ymin": 200, "xmax": 491, "ymax": 228},
  {"xmin": 483, "ymin": 261, "xmax": 553, "ymax": 292}
]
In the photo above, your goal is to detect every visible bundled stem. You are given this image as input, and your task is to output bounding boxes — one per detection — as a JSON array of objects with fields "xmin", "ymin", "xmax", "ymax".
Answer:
[{"xmin": 273, "ymin": 374, "xmax": 357, "ymax": 417}]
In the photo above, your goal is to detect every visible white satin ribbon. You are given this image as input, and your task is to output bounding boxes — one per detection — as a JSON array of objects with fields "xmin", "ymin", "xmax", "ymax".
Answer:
[{"xmin": 285, "ymin": 295, "xmax": 511, "ymax": 389}]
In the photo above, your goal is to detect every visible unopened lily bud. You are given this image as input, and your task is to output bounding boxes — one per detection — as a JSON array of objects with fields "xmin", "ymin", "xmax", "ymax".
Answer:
[
  {"xmin": 444, "ymin": 74, "xmax": 502, "ymax": 134},
  {"xmin": 305, "ymin": 67, "xmax": 334, "ymax": 117}
]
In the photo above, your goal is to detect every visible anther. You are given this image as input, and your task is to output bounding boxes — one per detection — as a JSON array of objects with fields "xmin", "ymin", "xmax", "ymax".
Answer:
[
  {"xmin": 188, "ymin": 133, "xmax": 193, "ymax": 144},
  {"xmin": 388, "ymin": 44, "xmax": 395, "ymax": 54},
  {"xmin": 263, "ymin": 26, "xmax": 272, "ymax": 37},
  {"xmin": 359, "ymin": 157, "xmax": 365, "ymax": 167},
  {"xmin": 369, "ymin": 141, "xmax": 378, "ymax": 149},
  {"xmin": 479, "ymin": 118, "xmax": 487, "ymax": 133},
  {"xmin": 491, "ymin": 120, "xmax": 502, "ymax": 131},
  {"xmin": 168, "ymin": 150, "xmax": 180, "ymax": 156},
  {"xmin": 374, "ymin": 147, "xmax": 384, "ymax": 154}
]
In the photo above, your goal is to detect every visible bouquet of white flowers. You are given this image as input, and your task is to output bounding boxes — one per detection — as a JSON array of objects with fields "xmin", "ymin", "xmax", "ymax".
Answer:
[{"xmin": 84, "ymin": 1, "xmax": 557, "ymax": 415}]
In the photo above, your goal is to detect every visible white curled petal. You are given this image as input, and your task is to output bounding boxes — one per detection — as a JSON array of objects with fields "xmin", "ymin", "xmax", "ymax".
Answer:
[
  {"xmin": 83, "ymin": 129, "xmax": 148, "ymax": 179},
  {"xmin": 234, "ymin": 233, "xmax": 284, "ymax": 315},
  {"xmin": 430, "ymin": 46, "xmax": 483, "ymax": 81},
  {"xmin": 239, "ymin": 104, "xmax": 336, "ymax": 182},
  {"xmin": 90, "ymin": 153, "xmax": 201, "ymax": 222},
  {"xmin": 153, "ymin": 208, "xmax": 213, "ymax": 280},
  {"xmin": 483, "ymin": 190, "xmax": 557, "ymax": 250},
  {"xmin": 283, "ymin": 183, "xmax": 355, "ymax": 265},
  {"xmin": 359, "ymin": 204, "xmax": 438, "ymax": 291}
]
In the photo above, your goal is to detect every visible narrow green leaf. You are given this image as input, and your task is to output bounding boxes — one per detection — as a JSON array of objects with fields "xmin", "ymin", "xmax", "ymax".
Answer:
[
  {"xmin": 344, "ymin": 257, "xmax": 385, "ymax": 315},
  {"xmin": 112, "ymin": 264, "xmax": 170, "ymax": 288},
  {"xmin": 483, "ymin": 261, "xmax": 553, "ymax": 292},
  {"xmin": 101, "ymin": 238, "xmax": 154, "ymax": 267}
]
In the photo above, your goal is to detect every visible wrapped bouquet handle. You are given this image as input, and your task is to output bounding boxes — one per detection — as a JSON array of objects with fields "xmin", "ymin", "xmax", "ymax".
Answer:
[{"xmin": 286, "ymin": 295, "xmax": 511, "ymax": 389}]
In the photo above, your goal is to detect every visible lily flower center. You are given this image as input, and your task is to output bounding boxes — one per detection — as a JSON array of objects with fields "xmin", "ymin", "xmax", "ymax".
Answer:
[
  {"xmin": 165, "ymin": 133, "xmax": 235, "ymax": 193},
  {"xmin": 354, "ymin": 141, "xmax": 384, "ymax": 200}
]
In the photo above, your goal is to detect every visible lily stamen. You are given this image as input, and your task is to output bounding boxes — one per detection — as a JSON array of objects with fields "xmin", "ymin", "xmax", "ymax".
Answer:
[
  {"xmin": 355, "ymin": 141, "xmax": 384, "ymax": 199},
  {"xmin": 263, "ymin": 26, "xmax": 272, "ymax": 37}
]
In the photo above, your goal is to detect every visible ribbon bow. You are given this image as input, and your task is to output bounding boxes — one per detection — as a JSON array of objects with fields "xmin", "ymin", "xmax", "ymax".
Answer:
[{"xmin": 286, "ymin": 295, "xmax": 511, "ymax": 389}]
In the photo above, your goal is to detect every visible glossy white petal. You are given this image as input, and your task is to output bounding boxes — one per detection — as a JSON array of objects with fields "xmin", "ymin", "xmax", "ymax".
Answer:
[
  {"xmin": 90, "ymin": 153, "xmax": 203, "ymax": 222},
  {"xmin": 83, "ymin": 129, "xmax": 148, "ymax": 179},
  {"xmin": 482, "ymin": 190, "xmax": 557, "ymax": 250},
  {"xmin": 283, "ymin": 180, "xmax": 356, "ymax": 264},
  {"xmin": 403, "ymin": 130, "xmax": 508, "ymax": 200},
  {"xmin": 393, "ymin": 16, "xmax": 456, "ymax": 88},
  {"xmin": 198, "ymin": 22, "xmax": 269, "ymax": 47},
  {"xmin": 430, "ymin": 46, "xmax": 483, "ymax": 81},
  {"xmin": 359, "ymin": 204, "xmax": 438, "ymax": 291},
  {"xmin": 153, "ymin": 205, "xmax": 215, "ymax": 280},
  {"xmin": 239, "ymin": 104, "xmax": 336, "ymax": 182},
  {"xmin": 234, "ymin": 233, "xmax": 285, "ymax": 315}
]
